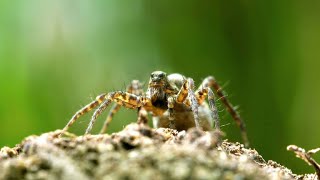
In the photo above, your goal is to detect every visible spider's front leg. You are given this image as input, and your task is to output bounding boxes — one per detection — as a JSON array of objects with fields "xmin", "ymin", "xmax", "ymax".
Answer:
[
  {"xmin": 174, "ymin": 78, "xmax": 200, "ymax": 128},
  {"xmin": 167, "ymin": 96, "xmax": 176, "ymax": 129},
  {"xmin": 195, "ymin": 85, "xmax": 220, "ymax": 131},
  {"xmin": 85, "ymin": 91, "xmax": 146, "ymax": 134},
  {"xmin": 197, "ymin": 76, "xmax": 249, "ymax": 147}
]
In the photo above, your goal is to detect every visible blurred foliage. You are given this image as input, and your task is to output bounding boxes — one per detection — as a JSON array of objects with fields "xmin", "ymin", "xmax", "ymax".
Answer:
[{"xmin": 0, "ymin": 0, "xmax": 320, "ymax": 174}]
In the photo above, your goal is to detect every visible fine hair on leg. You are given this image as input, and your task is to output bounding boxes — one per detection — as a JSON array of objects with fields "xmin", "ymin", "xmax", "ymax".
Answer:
[
  {"xmin": 85, "ymin": 91, "xmax": 144, "ymax": 134},
  {"xmin": 99, "ymin": 80, "xmax": 145, "ymax": 134},
  {"xmin": 86, "ymin": 99, "xmax": 111, "ymax": 134},
  {"xmin": 208, "ymin": 76, "xmax": 249, "ymax": 147},
  {"xmin": 187, "ymin": 78, "xmax": 200, "ymax": 128},
  {"xmin": 99, "ymin": 103, "xmax": 121, "ymax": 134},
  {"xmin": 59, "ymin": 93, "xmax": 107, "ymax": 137}
]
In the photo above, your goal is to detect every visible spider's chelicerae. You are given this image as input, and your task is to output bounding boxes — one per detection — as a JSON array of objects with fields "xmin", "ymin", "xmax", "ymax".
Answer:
[{"xmin": 60, "ymin": 71, "xmax": 249, "ymax": 146}]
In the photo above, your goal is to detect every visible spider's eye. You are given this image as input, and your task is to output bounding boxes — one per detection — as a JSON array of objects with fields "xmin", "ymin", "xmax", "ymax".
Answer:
[{"xmin": 158, "ymin": 73, "xmax": 164, "ymax": 78}]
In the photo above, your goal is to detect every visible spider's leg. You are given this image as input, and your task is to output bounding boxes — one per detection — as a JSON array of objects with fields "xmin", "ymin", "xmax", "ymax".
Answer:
[
  {"xmin": 167, "ymin": 96, "xmax": 176, "ymax": 129},
  {"xmin": 208, "ymin": 88, "xmax": 220, "ymax": 130},
  {"xmin": 99, "ymin": 103, "xmax": 121, "ymax": 134},
  {"xmin": 86, "ymin": 99, "xmax": 112, "ymax": 134},
  {"xmin": 85, "ymin": 91, "xmax": 145, "ymax": 134},
  {"xmin": 176, "ymin": 78, "xmax": 189, "ymax": 103},
  {"xmin": 137, "ymin": 107, "xmax": 148, "ymax": 124},
  {"xmin": 186, "ymin": 78, "xmax": 200, "ymax": 128},
  {"xmin": 176, "ymin": 78, "xmax": 200, "ymax": 128},
  {"xmin": 200, "ymin": 76, "xmax": 249, "ymax": 147},
  {"xmin": 195, "ymin": 85, "xmax": 220, "ymax": 130},
  {"xmin": 99, "ymin": 80, "xmax": 145, "ymax": 134},
  {"xmin": 193, "ymin": 86, "xmax": 221, "ymax": 142},
  {"xmin": 170, "ymin": 79, "xmax": 188, "ymax": 129},
  {"xmin": 60, "ymin": 94, "xmax": 107, "ymax": 136}
]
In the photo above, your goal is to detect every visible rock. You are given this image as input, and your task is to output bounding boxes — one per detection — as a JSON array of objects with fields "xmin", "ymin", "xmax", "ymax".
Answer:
[{"xmin": 0, "ymin": 123, "xmax": 315, "ymax": 180}]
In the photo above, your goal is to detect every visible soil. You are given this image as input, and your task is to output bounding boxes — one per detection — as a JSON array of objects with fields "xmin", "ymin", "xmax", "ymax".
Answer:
[{"xmin": 0, "ymin": 123, "xmax": 317, "ymax": 180}]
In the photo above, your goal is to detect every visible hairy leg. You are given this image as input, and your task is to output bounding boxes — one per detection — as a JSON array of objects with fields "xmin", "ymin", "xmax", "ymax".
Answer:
[
  {"xmin": 175, "ymin": 78, "xmax": 200, "ymax": 128},
  {"xmin": 186, "ymin": 78, "xmax": 200, "ymax": 128},
  {"xmin": 167, "ymin": 96, "xmax": 176, "ymax": 129},
  {"xmin": 197, "ymin": 76, "xmax": 249, "ymax": 147},
  {"xmin": 208, "ymin": 88, "xmax": 220, "ymax": 130},
  {"xmin": 85, "ymin": 91, "xmax": 145, "ymax": 134},
  {"xmin": 99, "ymin": 104, "xmax": 121, "ymax": 134},
  {"xmin": 86, "ymin": 99, "xmax": 111, "ymax": 134},
  {"xmin": 99, "ymin": 80, "xmax": 145, "ymax": 134},
  {"xmin": 60, "ymin": 94, "xmax": 107, "ymax": 136}
]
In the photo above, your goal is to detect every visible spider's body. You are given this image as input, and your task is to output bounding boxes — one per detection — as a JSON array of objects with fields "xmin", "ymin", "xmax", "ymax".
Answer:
[
  {"xmin": 146, "ymin": 72, "xmax": 212, "ymax": 131},
  {"xmin": 60, "ymin": 71, "xmax": 249, "ymax": 146}
]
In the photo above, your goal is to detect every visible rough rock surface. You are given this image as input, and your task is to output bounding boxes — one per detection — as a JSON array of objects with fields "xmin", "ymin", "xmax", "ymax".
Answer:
[{"xmin": 0, "ymin": 123, "xmax": 316, "ymax": 180}]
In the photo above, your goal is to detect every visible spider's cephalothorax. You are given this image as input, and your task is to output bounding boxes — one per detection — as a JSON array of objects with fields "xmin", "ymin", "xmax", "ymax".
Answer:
[
  {"xmin": 147, "ymin": 71, "xmax": 170, "ymax": 105},
  {"xmin": 60, "ymin": 70, "xmax": 249, "ymax": 147},
  {"xmin": 146, "ymin": 71, "xmax": 178, "ymax": 111}
]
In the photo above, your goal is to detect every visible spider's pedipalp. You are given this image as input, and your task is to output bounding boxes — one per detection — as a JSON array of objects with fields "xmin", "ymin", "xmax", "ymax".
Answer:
[{"xmin": 59, "ymin": 93, "xmax": 107, "ymax": 137}]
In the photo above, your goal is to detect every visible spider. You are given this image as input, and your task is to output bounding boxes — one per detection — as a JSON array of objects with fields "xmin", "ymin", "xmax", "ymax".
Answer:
[{"xmin": 60, "ymin": 71, "xmax": 249, "ymax": 146}]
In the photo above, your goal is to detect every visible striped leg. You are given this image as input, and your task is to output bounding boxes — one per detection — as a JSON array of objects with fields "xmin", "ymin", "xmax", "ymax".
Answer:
[
  {"xmin": 176, "ymin": 78, "xmax": 189, "ymax": 103},
  {"xmin": 85, "ymin": 91, "xmax": 145, "ymax": 134},
  {"xmin": 186, "ymin": 78, "xmax": 200, "ymax": 128},
  {"xmin": 85, "ymin": 99, "xmax": 111, "ymax": 134},
  {"xmin": 208, "ymin": 88, "xmax": 220, "ymax": 130},
  {"xmin": 167, "ymin": 96, "xmax": 176, "ymax": 129},
  {"xmin": 99, "ymin": 104, "xmax": 121, "ymax": 134},
  {"xmin": 99, "ymin": 80, "xmax": 145, "ymax": 134},
  {"xmin": 59, "ymin": 94, "xmax": 107, "ymax": 136},
  {"xmin": 198, "ymin": 76, "xmax": 249, "ymax": 147},
  {"xmin": 195, "ymin": 86, "xmax": 220, "ymax": 130},
  {"xmin": 176, "ymin": 78, "xmax": 200, "ymax": 128}
]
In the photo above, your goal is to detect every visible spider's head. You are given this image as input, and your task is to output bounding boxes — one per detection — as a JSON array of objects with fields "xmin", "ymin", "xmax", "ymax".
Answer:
[{"xmin": 149, "ymin": 71, "xmax": 167, "ymax": 87}]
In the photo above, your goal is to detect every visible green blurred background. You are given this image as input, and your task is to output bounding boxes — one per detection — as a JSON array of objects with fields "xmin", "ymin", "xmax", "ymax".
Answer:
[{"xmin": 1, "ymin": 0, "xmax": 320, "ymax": 174}]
